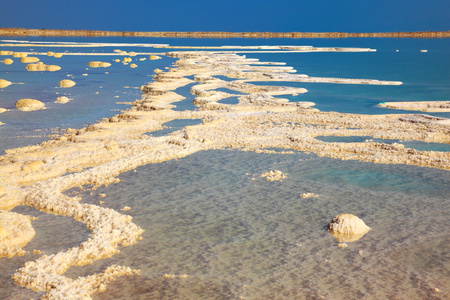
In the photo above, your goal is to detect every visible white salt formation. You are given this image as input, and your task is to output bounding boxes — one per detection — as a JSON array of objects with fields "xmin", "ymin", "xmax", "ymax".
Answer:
[
  {"xmin": 0, "ymin": 48, "xmax": 449, "ymax": 299},
  {"xmin": 149, "ymin": 55, "xmax": 161, "ymax": 60},
  {"xmin": 0, "ymin": 210, "xmax": 35, "ymax": 258},
  {"xmin": 327, "ymin": 214, "xmax": 371, "ymax": 243},
  {"xmin": 2, "ymin": 58, "xmax": 13, "ymax": 65},
  {"xmin": 26, "ymin": 62, "xmax": 61, "ymax": 72},
  {"xmin": 0, "ymin": 79, "xmax": 12, "ymax": 88},
  {"xmin": 58, "ymin": 79, "xmax": 76, "ymax": 88},
  {"xmin": 87, "ymin": 61, "xmax": 111, "ymax": 68},
  {"xmin": 20, "ymin": 56, "xmax": 40, "ymax": 63},
  {"xmin": 260, "ymin": 170, "xmax": 288, "ymax": 181},
  {"xmin": 15, "ymin": 99, "xmax": 45, "ymax": 111},
  {"xmin": 378, "ymin": 101, "xmax": 450, "ymax": 112},
  {"xmin": 55, "ymin": 96, "xmax": 72, "ymax": 104}
]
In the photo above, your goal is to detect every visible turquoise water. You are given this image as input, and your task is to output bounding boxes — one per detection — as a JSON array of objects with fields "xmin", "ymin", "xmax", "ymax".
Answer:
[{"xmin": 1, "ymin": 37, "xmax": 449, "ymax": 299}]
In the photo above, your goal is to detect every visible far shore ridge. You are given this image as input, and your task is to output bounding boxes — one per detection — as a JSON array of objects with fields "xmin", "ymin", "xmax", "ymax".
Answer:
[{"xmin": 0, "ymin": 28, "xmax": 449, "ymax": 38}]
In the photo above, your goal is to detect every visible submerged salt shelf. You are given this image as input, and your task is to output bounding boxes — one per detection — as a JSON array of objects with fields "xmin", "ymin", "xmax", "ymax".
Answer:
[{"xmin": 0, "ymin": 38, "xmax": 449, "ymax": 299}]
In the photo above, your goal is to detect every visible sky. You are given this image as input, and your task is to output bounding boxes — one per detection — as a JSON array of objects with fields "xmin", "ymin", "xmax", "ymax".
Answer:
[{"xmin": 0, "ymin": 0, "xmax": 448, "ymax": 33}]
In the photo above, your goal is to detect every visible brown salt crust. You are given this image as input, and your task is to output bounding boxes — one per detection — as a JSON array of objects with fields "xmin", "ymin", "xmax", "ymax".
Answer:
[
  {"xmin": 378, "ymin": 101, "xmax": 450, "ymax": 112},
  {"xmin": 0, "ymin": 210, "xmax": 35, "ymax": 258},
  {"xmin": 0, "ymin": 49, "xmax": 449, "ymax": 299},
  {"xmin": 0, "ymin": 79, "xmax": 12, "ymax": 88}
]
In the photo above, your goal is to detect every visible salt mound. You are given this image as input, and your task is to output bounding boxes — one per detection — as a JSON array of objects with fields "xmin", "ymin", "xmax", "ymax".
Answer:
[
  {"xmin": 0, "ymin": 210, "xmax": 36, "ymax": 258},
  {"xmin": 59, "ymin": 79, "xmax": 76, "ymax": 88},
  {"xmin": 0, "ymin": 50, "xmax": 12, "ymax": 55},
  {"xmin": 53, "ymin": 53, "xmax": 63, "ymax": 58},
  {"xmin": 47, "ymin": 51, "xmax": 54, "ymax": 56},
  {"xmin": 88, "ymin": 61, "xmax": 112, "ymax": 68},
  {"xmin": 2, "ymin": 58, "xmax": 13, "ymax": 65},
  {"xmin": 26, "ymin": 63, "xmax": 61, "ymax": 72},
  {"xmin": 15, "ymin": 99, "xmax": 45, "ymax": 111},
  {"xmin": 130, "ymin": 64, "xmax": 137, "ymax": 68},
  {"xmin": 149, "ymin": 55, "xmax": 162, "ymax": 60},
  {"xmin": 13, "ymin": 52, "xmax": 27, "ymax": 58},
  {"xmin": 0, "ymin": 79, "xmax": 12, "ymax": 88},
  {"xmin": 20, "ymin": 57, "xmax": 40, "ymax": 63},
  {"xmin": 55, "ymin": 96, "xmax": 72, "ymax": 104},
  {"xmin": 327, "ymin": 214, "xmax": 371, "ymax": 243}
]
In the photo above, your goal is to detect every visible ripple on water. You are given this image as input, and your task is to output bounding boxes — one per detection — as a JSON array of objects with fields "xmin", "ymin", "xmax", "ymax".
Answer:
[{"xmin": 59, "ymin": 150, "xmax": 449, "ymax": 299}]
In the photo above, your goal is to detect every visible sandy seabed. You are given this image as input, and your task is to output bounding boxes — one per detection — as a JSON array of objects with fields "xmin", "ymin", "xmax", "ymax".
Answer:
[{"xmin": 0, "ymin": 42, "xmax": 449, "ymax": 299}]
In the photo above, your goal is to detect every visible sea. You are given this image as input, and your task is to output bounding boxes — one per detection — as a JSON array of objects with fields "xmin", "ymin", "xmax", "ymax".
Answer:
[{"xmin": 0, "ymin": 36, "xmax": 449, "ymax": 299}]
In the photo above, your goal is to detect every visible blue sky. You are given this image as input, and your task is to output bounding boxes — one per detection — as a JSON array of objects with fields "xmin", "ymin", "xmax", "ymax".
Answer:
[{"xmin": 0, "ymin": 0, "xmax": 448, "ymax": 32}]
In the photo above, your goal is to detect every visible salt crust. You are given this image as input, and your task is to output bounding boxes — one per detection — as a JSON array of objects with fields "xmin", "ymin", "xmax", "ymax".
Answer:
[
  {"xmin": 15, "ymin": 99, "xmax": 45, "ymax": 111},
  {"xmin": 0, "ymin": 210, "xmax": 35, "ymax": 257},
  {"xmin": 55, "ymin": 96, "xmax": 72, "ymax": 104},
  {"xmin": 0, "ymin": 49, "xmax": 449, "ymax": 299},
  {"xmin": 0, "ymin": 79, "xmax": 12, "ymax": 88},
  {"xmin": 26, "ymin": 62, "xmax": 61, "ymax": 72},
  {"xmin": 327, "ymin": 214, "xmax": 371, "ymax": 243},
  {"xmin": 378, "ymin": 101, "xmax": 450, "ymax": 112},
  {"xmin": 260, "ymin": 170, "xmax": 287, "ymax": 181},
  {"xmin": 58, "ymin": 79, "xmax": 76, "ymax": 88},
  {"xmin": 87, "ymin": 61, "xmax": 111, "ymax": 68}
]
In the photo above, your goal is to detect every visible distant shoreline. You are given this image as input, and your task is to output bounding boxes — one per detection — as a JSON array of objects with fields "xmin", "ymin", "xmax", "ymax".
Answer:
[{"xmin": 0, "ymin": 28, "xmax": 449, "ymax": 38}]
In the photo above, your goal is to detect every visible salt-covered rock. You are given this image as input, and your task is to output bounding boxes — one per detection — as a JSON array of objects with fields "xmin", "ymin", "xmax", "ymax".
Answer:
[
  {"xmin": 327, "ymin": 214, "xmax": 370, "ymax": 243},
  {"xmin": 15, "ymin": 99, "xmax": 45, "ymax": 111},
  {"xmin": 59, "ymin": 79, "xmax": 76, "ymax": 88}
]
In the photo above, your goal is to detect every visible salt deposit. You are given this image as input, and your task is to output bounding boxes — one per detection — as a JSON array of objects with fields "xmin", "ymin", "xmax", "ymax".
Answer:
[
  {"xmin": 1, "ymin": 48, "xmax": 449, "ymax": 299},
  {"xmin": 327, "ymin": 214, "xmax": 371, "ymax": 243},
  {"xmin": 2, "ymin": 58, "xmax": 13, "ymax": 65},
  {"xmin": 58, "ymin": 79, "xmax": 76, "ymax": 88},
  {"xmin": 0, "ymin": 211, "xmax": 35, "ymax": 258},
  {"xmin": 88, "ymin": 61, "xmax": 112, "ymax": 68},
  {"xmin": 378, "ymin": 101, "xmax": 450, "ymax": 112},
  {"xmin": 20, "ymin": 56, "xmax": 40, "ymax": 63},
  {"xmin": 15, "ymin": 99, "xmax": 45, "ymax": 111},
  {"xmin": 26, "ymin": 63, "xmax": 61, "ymax": 72},
  {"xmin": 149, "ymin": 55, "xmax": 161, "ymax": 60},
  {"xmin": 55, "ymin": 96, "xmax": 72, "ymax": 104},
  {"xmin": 0, "ymin": 79, "xmax": 12, "ymax": 88},
  {"xmin": 12, "ymin": 52, "xmax": 27, "ymax": 58},
  {"xmin": 260, "ymin": 170, "xmax": 288, "ymax": 181}
]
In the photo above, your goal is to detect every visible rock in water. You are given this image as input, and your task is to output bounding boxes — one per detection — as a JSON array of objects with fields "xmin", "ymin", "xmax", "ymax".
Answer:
[{"xmin": 327, "ymin": 213, "xmax": 370, "ymax": 243}]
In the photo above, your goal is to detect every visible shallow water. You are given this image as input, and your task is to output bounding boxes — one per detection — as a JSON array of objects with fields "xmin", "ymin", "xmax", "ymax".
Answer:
[
  {"xmin": 0, "ymin": 37, "xmax": 449, "ymax": 299},
  {"xmin": 53, "ymin": 150, "xmax": 450, "ymax": 299}
]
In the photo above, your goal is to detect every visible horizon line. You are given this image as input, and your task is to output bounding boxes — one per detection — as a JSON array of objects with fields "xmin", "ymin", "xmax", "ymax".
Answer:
[{"xmin": 0, "ymin": 28, "xmax": 449, "ymax": 38}]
